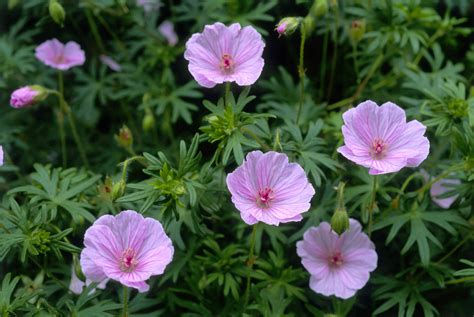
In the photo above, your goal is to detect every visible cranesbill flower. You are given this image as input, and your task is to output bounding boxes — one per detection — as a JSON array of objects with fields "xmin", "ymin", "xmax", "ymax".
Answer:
[
  {"xmin": 158, "ymin": 21, "xmax": 178, "ymax": 46},
  {"xmin": 184, "ymin": 22, "xmax": 265, "ymax": 88},
  {"xmin": 337, "ymin": 100, "xmax": 429, "ymax": 175},
  {"xmin": 430, "ymin": 177, "xmax": 460, "ymax": 209},
  {"xmin": 296, "ymin": 219, "xmax": 377, "ymax": 299},
  {"xmin": 10, "ymin": 86, "xmax": 39, "ymax": 108},
  {"xmin": 226, "ymin": 151, "xmax": 315, "ymax": 226},
  {"xmin": 80, "ymin": 210, "xmax": 174, "ymax": 292},
  {"xmin": 69, "ymin": 266, "xmax": 108, "ymax": 295},
  {"xmin": 35, "ymin": 39, "xmax": 85, "ymax": 70}
]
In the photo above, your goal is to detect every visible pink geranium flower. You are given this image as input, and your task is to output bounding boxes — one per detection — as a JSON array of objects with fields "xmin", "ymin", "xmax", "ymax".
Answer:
[
  {"xmin": 80, "ymin": 210, "xmax": 174, "ymax": 293},
  {"xmin": 35, "ymin": 39, "xmax": 85, "ymax": 70},
  {"xmin": 337, "ymin": 100, "xmax": 429, "ymax": 175},
  {"xmin": 0, "ymin": 146, "xmax": 3, "ymax": 166},
  {"xmin": 184, "ymin": 22, "xmax": 265, "ymax": 88},
  {"xmin": 226, "ymin": 151, "xmax": 315, "ymax": 226},
  {"xmin": 10, "ymin": 86, "xmax": 39, "ymax": 108},
  {"xmin": 158, "ymin": 20, "xmax": 178, "ymax": 46},
  {"xmin": 296, "ymin": 219, "xmax": 377, "ymax": 299}
]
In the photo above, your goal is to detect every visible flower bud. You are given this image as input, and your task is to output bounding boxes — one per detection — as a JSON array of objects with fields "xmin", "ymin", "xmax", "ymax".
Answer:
[
  {"xmin": 330, "ymin": 182, "xmax": 350, "ymax": 235},
  {"xmin": 303, "ymin": 15, "xmax": 316, "ymax": 35},
  {"xmin": 142, "ymin": 109, "xmax": 155, "ymax": 133},
  {"xmin": 73, "ymin": 255, "xmax": 86, "ymax": 282},
  {"xmin": 114, "ymin": 125, "xmax": 133, "ymax": 150},
  {"xmin": 349, "ymin": 19, "xmax": 366, "ymax": 44},
  {"xmin": 10, "ymin": 85, "xmax": 48, "ymax": 109},
  {"xmin": 275, "ymin": 17, "xmax": 301, "ymax": 37},
  {"xmin": 112, "ymin": 179, "xmax": 126, "ymax": 201},
  {"xmin": 311, "ymin": 0, "xmax": 328, "ymax": 17},
  {"xmin": 49, "ymin": 0, "xmax": 66, "ymax": 27}
]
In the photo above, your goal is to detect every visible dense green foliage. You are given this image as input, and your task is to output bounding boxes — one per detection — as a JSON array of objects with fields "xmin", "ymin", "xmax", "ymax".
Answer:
[{"xmin": 0, "ymin": 0, "xmax": 473, "ymax": 316}]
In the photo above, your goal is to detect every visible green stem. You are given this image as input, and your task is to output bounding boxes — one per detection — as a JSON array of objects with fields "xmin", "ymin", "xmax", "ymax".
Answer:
[
  {"xmin": 417, "ymin": 162, "xmax": 465, "ymax": 199},
  {"xmin": 352, "ymin": 43, "xmax": 360, "ymax": 80},
  {"xmin": 368, "ymin": 175, "xmax": 377, "ymax": 237},
  {"xmin": 57, "ymin": 72, "xmax": 67, "ymax": 166},
  {"xmin": 435, "ymin": 232, "xmax": 474, "ymax": 265},
  {"xmin": 327, "ymin": 4, "xmax": 340, "ymax": 101},
  {"xmin": 446, "ymin": 277, "xmax": 474, "ymax": 285},
  {"xmin": 57, "ymin": 72, "xmax": 90, "ymax": 168},
  {"xmin": 85, "ymin": 8, "xmax": 105, "ymax": 53},
  {"xmin": 240, "ymin": 127, "xmax": 271, "ymax": 151},
  {"xmin": 318, "ymin": 30, "xmax": 329, "ymax": 99},
  {"xmin": 224, "ymin": 82, "xmax": 231, "ymax": 107},
  {"xmin": 244, "ymin": 224, "xmax": 258, "ymax": 308},
  {"xmin": 123, "ymin": 286, "xmax": 129, "ymax": 317},
  {"xmin": 327, "ymin": 53, "xmax": 384, "ymax": 110},
  {"xmin": 296, "ymin": 25, "xmax": 306, "ymax": 125}
]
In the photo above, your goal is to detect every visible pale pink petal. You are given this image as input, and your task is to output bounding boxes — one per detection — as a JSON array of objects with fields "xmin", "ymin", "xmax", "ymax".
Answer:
[
  {"xmin": 0, "ymin": 146, "xmax": 3, "ymax": 166},
  {"xmin": 430, "ymin": 177, "xmax": 460, "ymax": 209},
  {"xmin": 226, "ymin": 151, "xmax": 315, "ymax": 226}
]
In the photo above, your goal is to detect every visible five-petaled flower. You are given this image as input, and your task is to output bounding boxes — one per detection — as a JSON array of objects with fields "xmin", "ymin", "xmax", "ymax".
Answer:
[
  {"xmin": 337, "ymin": 100, "xmax": 429, "ymax": 175},
  {"xmin": 35, "ymin": 38, "xmax": 85, "ymax": 70},
  {"xmin": 184, "ymin": 22, "xmax": 265, "ymax": 88},
  {"xmin": 226, "ymin": 151, "xmax": 315, "ymax": 226},
  {"xmin": 296, "ymin": 219, "xmax": 378, "ymax": 299},
  {"xmin": 80, "ymin": 210, "xmax": 174, "ymax": 292}
]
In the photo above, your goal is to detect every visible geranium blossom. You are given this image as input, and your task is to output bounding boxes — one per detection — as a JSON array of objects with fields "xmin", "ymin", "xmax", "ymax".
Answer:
[
  {"xmin": 80, "ymin": 210, "xmax": 174, "ymax": 292},
  {"xmin": 337, "ymin": 100, "xmax": 429, "ymax": 175},
  {"xmin": 158, "ymin": 21, "xmax": 178, "ymax": 46},
  {"xmin": 296, "ymin": 219, "xmax": 377, "ymax": 299},
  {"xmin": 421, "ymin": 169, "xmax": 460, "ymax": 209},
  {"xmin": 226, "ymin": 151, "xmax": 315, "ymax": 226},
  {"xmin": 184, "ymin": 22, "xmax": 265, "ymax": 88},
  {"xmin": 35, "ymin": 39, "xmax": 85, "ymax": 70},
  {"xmin": 10, "ymin": 86, "xmax": 39, "ymax": 108}
]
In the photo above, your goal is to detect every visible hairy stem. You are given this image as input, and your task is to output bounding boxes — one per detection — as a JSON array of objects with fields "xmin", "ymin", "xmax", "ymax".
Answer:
[
  {"xmin": 123, "ymin": 286, "xmax": 129, "ymax": 317},
  {"xmin": 244, "ymin": 224, "xmax": 258, "ymax": 308},
  {"xmin": 296, "ymin": 25, "xmax": 306, "ymax": 125},
  {"xmin": 368, "ymin": 175, "xmax": 377, "ymax": 237}
]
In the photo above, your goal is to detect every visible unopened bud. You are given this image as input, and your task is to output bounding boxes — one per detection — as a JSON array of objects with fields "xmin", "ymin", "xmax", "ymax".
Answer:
[
  {"xmin": 73, "ymin": 255, "xmax": 86, "ymax": 282},
  {"xmin": 311, "ymin": 0, "xmax": 328, "ymax": 17},
  {"xmin": 112, "ymin": 180, "xmax": 126, "ymax": 201},
  {"xmin": 114, "ymin": 125, "xmax": 133, "ymax": 149},
  {"xmin": 142, "ymin": 109, "xmax": 155, "ymax": 133},
  {"xmin": 349, "ymin": 19, "xmax": 366, "ymax": 43},
  {"xmin": 275, "ymin": 17, "xmax": 301, "ymax": 37},
  {"xmin": 330, "ymin": 182, "xmax": 350, "ymax": 234},
  {"xmin": 49, "ymin": 0, "xmax": 66, "ymax": 27},
  {"xmin": 303, "ymin": 15, "xmax": 316, "ymax": 35}
]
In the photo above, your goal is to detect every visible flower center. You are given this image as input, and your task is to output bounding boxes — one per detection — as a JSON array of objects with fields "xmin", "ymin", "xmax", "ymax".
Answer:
[
  {"xmin": 220, "ymin": 53, "xmax": 234, "ymax": 73},
  {"xmin": 120, "ymin": 248, "xmax": 138, "ymax": 272},
  {"xmin": 257, "ymin": 187, "xmax": 274, "ymax": 209},
  {"xmin": 54, "ymin": 54, "xmax": 66, "ymax": 65},
  {"xmin": 329, "ymin": 251, "xmax": 344, "ymax": 267},
  {"xmin": 371, "ymin": 138, "xmax": 386, "ymax": 159}
]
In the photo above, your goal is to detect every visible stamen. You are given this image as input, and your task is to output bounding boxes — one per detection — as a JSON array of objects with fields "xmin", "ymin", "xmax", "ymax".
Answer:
[
  {"xmin": 220, "ymin": 53, "xmax": 234, "ymax": 73},
  {"xmin": 329, "ymin": 251, "xmax": 344, "ymax": 267},
  {"xmin": 371, "ymin": 138, "xmax": 386, "ymax": 159},
  {"xmin": 120, "ymin": 248, "xmax": 138, "ymax": 272},
  {"xmin": 257, "ymin": 187, "xmax": 275, "ymax": 208}
]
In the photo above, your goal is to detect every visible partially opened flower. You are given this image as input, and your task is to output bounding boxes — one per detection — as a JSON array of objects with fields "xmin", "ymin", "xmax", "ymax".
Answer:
[
  {"xmin": 69, "ymin": 266, "xmax": 108, "ymax": 295},
  {"xmin": 337, "ymin": 100, "xmax": 429, "ymax": 175},
  {"xmin": 297, "ymin": 219, "xmax": 377, "ymax": 299},
  {"xmin": 10, "ymin": 86, "xmax": 47, "ymax": 108},
  {"xmin": 80, "ymin": 210, "xmax": 174, "ymax": 292},
  {"xmin": 35, "ymin": 38, "xmax": 85, "ymax": 70},
  {"xmin": 158, "ymin": 20, "xmax": 178, "ymax": 46},
  {"xmin": 0, "ymin": 146, "xmax": 3, "ymax": 166},
  {"xmin": 226, "ymin": 151, "xmax": 315, "ymax": 226},
  {"xmin": 184, "ymin": 22, "xmax": 265, "ymax": 88}
]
